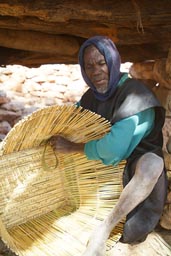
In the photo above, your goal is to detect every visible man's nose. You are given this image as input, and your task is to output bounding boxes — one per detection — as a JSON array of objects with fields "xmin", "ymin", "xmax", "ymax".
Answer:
[{"xmin": 92, "ymin": 66, "xmax": 100, "ymax": 75}]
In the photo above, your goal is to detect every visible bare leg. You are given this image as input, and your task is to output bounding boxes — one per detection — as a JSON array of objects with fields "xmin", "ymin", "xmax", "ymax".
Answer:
[{"xmin": 82, "ymin": 153, "xmax": 164, "ymax": 256}]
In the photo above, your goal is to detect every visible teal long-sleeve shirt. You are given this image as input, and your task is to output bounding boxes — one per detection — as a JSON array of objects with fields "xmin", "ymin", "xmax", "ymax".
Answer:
[{"xmin": 84, "ymin": 108, "xmax": 155, "ymax": 166}]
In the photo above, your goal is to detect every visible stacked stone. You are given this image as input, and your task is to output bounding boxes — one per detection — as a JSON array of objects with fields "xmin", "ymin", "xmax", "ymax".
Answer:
[{"xmin": 0, "ymin": 64, "xmax": 87, "ymax": 141}]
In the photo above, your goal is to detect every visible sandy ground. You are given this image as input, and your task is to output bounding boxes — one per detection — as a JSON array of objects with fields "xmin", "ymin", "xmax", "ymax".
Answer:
[
  {"xmin": 108, "ymin": 227, "xmax": 171, "ymax": 256},
  {"xmin": 0, "ymin": 227, "xmax": 170, "ymax": 256}
]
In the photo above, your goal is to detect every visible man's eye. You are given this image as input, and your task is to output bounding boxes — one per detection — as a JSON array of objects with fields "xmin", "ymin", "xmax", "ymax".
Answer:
[{"xmin": 99, "ymin": 62, "xmax": 106, "ymax": 65}]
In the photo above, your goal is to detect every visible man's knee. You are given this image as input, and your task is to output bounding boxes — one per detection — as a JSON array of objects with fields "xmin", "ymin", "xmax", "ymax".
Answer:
[{"xmin": 136, "ymin": 152, "xmax": 164, "ymax": 181}]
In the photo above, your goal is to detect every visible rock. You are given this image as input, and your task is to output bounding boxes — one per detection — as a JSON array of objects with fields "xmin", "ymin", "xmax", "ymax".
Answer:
[
  {"xmin": 0, "ymin": 121, "xmax": 11, "ymax": 134},
  {"xmin": 0, "ymin": 109, "xmax": 21, "ymax": 125},
  {"xmin": 0, "ymin": 91, "xmax": 10, "ymax": 104},
  {"xmin": 0, "ymin": 134, "xmax": 6, "ymax": 141},
  {"xmin": 1, "ymin": 101, "xmax": 25, "ymax": 112}
]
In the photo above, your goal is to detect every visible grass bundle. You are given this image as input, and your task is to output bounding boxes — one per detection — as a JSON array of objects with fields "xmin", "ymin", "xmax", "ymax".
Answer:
[{"xmin": 0, "ymin": 105, "xmax": 125, "ymax": 256}]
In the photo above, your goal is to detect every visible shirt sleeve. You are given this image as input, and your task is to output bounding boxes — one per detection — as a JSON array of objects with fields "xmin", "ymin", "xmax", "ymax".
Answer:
[{"xmin": 84, "ymin": 108, "xmax": 155, "ymax": 166}]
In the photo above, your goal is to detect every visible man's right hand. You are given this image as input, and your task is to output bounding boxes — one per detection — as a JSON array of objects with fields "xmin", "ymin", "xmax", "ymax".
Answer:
[{"xmin": 49, "ymin": 135, "xmax": 85, "ymax": 154}]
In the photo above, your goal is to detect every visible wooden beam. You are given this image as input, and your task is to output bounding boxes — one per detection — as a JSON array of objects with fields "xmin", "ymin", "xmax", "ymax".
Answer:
[
  {"xmin": 0, "ymin": 47, "xmax": 78, "ymax": 67},
  {"xmin": 0, "ymin": 28, "xmax": 79, "ymax": 55}
]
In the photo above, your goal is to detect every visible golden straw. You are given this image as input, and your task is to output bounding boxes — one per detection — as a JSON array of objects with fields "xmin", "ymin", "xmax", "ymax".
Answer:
[{"xmin": 0, "ymin": 105, "xmax": 125, "ymax": 256}]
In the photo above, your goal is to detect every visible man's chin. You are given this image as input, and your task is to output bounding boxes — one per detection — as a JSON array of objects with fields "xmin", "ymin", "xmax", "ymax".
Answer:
[{"xmin": 96, "ymin": 88, "xmax": 108, "ymax": 94}]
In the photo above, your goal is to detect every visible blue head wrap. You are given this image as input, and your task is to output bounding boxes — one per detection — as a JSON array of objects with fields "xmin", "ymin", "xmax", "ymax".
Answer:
[{"xmin": 78, "ymin": 36, "xmax": 121, "ymax": 101}]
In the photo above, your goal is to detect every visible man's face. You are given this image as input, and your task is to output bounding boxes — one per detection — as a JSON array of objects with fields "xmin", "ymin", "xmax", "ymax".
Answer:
[{"xmin": 83, "ymin": 45, "xmax": 109, "ymax": 94}]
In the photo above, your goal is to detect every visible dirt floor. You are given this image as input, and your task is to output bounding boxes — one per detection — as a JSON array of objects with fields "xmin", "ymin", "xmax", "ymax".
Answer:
[
  {"xmin": 0, "ymin": 227, "xmax": 171, "ymax": 256},
  {"xmin": 108, "ymin": 226, "xmax": 171, "ymax": 256}
]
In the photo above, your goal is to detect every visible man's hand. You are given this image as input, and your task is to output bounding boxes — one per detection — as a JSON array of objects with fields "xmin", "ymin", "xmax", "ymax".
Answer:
[{"xmin": 49, "ymin": 135, "xmax": 85, "ymax": 154}]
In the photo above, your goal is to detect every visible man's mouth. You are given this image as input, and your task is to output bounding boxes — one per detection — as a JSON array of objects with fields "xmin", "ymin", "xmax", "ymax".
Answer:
[{"xmin": 94, "ymin": 79, "xmax": 104, "ymax": 85}]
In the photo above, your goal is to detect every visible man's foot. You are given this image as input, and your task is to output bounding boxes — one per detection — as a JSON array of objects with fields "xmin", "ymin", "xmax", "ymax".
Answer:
[{"xmin": 82, "ymin": 223, "xmax": 108, "ymax": 256}]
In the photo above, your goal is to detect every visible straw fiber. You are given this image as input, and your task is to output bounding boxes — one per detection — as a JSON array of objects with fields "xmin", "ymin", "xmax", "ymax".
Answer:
[{"xmin": 0, "ymin": 105, "xmax": 125, "ymax": 256}]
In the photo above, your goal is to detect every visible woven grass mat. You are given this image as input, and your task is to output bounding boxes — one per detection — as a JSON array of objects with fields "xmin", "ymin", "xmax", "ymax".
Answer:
[{"xmin": 0, "ymin": 105, "xmax": 125, "ymax": 256}]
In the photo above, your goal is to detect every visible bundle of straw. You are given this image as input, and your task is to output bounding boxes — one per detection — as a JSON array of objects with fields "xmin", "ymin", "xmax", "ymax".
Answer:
[{"xmin": 0, "ymin": 105, "xmax": 125, "ymax": 256}]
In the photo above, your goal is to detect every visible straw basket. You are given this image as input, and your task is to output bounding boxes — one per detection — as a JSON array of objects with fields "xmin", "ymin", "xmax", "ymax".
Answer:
[{"xmin": 0, "ymin": 105, "xmax": 125, "ymax": 256}]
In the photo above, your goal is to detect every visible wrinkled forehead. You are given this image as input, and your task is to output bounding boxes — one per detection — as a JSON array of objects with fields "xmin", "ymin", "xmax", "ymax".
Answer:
[
  {"xmin": 84, "ymin": 44, "xmax": 97, "ymax": 53},
  {"xmin": 84, "ymin": 43, "xmax": 105, "ymax": 54},
  {"xmin": 83, "ymin": 45, "xmax": 105, "ymax": 65}
]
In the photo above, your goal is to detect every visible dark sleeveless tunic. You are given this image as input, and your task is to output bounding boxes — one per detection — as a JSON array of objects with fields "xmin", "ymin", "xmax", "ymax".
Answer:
[{"xmin": 80, "ymin": 78, "xmax": 168, "ymax": 244}]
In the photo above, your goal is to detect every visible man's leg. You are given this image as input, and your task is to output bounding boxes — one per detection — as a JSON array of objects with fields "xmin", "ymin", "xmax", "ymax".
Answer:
[
  {"xmin": 82, "ymin": 153, "xmax": 165, "ymax": 256},
  {"xmin": 120, "ymin": 166, "xmax": 167, "ymax": 243}
]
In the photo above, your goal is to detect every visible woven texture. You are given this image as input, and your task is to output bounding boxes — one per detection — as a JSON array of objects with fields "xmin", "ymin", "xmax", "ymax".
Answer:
[{"xmin": 0, "ymin": 105, "xmax": 125, "ymax": 256}]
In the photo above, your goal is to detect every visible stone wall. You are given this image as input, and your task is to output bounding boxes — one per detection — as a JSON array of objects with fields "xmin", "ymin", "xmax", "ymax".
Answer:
[{"xmin": 0, "ymin": 64, "xmax": 88, "ymax": 141}]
